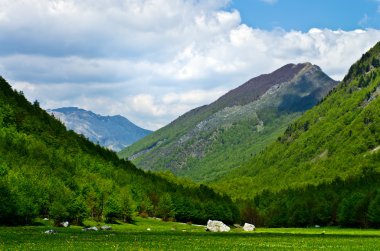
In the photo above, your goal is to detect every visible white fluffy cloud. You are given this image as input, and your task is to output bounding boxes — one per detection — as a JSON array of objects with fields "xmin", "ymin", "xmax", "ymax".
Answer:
[{"xmin": 1, "ymin": 0, "xmax": 380, "ymax": 129}]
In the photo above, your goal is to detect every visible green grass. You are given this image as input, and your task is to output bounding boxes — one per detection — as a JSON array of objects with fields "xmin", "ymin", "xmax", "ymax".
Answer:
[{"xmin": 1, "ymin": 217, "xmax": 379, "ymax": 250}]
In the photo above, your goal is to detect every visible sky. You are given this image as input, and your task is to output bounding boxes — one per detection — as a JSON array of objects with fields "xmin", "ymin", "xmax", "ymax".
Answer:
[{"xmin": 1, "ymin": 0, "xmax": 380, "ymax": 130}]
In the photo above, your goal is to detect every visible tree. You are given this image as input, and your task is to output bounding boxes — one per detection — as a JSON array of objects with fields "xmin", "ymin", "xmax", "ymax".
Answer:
[
  {"xmin": 338, "ymin": 193, "xmax": 369, "ymax": 227},
  {"xmin": 157, "ymin": 193, "xmax": 175, "ymax": 221},
  {"xmin": 368, "ymin": 192, "xmax": 380, "ymax": 227},
  {"xmin": 105, "ymin": 195, "xmax": 122, "ymax": 223},
  {"xmin": 119, "ymin": 188, "xmax": 135, "ymax": 223}
]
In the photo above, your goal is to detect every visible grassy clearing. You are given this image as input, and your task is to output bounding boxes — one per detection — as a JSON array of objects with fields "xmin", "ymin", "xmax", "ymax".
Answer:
[{"xmin": 0, "ymin": 217, "xmax": 379, "ymax": 250}]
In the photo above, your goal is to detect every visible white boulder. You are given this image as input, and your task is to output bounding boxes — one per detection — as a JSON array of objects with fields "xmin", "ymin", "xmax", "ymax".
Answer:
[
  {"xmin": 206, "ymin": 220, "xmax": 230, "ymax": 232},
  {"xmin": 243, "ymin": 223, "xmax": 255, "ymax": 231},
  {"xmin": 60, "ymin": 221, "xmax": 69, "ymax": 227},
  {"xmin": 82, "ymin": 226, "xmax": 98, "ymax": 231},
  {"xmin": 44, "ymin": 229, "xmax": 57, "ymax": 234},
  {"xmin": 100, "ymin": 225, "xmax": 112, "ymax": 231}
]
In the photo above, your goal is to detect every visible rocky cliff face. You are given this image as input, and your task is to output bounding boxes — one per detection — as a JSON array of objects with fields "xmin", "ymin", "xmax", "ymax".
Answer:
[
  {"xmin": 119, "ymin": 63, "xmax": 337, "ymax": 182},
  {"xmin": 49, "ymin": 107, "xmax": 151, "ymax": 151}
]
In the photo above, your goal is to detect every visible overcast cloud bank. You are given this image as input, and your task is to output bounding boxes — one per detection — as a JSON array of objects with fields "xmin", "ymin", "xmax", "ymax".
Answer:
[{"xmin": 1, "ymin": 0, "xmax": 380, "ymax": 129}]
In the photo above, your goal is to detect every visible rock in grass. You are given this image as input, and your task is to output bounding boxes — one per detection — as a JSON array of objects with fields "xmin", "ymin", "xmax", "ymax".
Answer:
[
  {"xmin": 243, "ymin": 223, "xmax": 255, "ymax": 231},
  {"xmin": 100, "ymin": 226, "xmax": 112, "ymax": 231},
  {"xmin": 44, "ymin": 230, "xmax": 57, "ymax": 234},
  {"xmin": 60, "ymin": 221, "xmax": 69, "ymax": 227},
  {"xmin": 82, "ymin": 226, "xmax": 98, "ymax": 231},
  {"xmin": 206, "ymin": 220, "xmax": 230, "ymax": 232}
]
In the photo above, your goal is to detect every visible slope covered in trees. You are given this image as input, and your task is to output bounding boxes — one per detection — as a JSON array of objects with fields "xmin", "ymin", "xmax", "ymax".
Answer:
[
  {"xmin": 120, "ymin": 63, "xmax": 337, "ymax": 182},
  {"xmin": 215, "ymin": 42, "xmax": 380, "ymax": 227},
  {"xmin": 0, "ymin": 77, "xmax": 238, "ymax": 225}
]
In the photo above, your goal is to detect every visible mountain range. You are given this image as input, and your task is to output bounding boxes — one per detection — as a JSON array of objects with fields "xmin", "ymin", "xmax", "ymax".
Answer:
[
  {"xmin": 48, "ymin": 107, "xmax": 151, "ymax": 151},
  {"xmin": 119, "ymin": 63, "xmax": 338, "ymax": 182}
]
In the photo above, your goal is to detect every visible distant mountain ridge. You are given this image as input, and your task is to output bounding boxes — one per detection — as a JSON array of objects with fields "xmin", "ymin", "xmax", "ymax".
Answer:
[
  {"xmin": 119, "ymin": 63, "xmax": 338, "ymax": 182},
  {"xmin": 49, "ymin": 107, "xmax": 151, "ymax": 151}
]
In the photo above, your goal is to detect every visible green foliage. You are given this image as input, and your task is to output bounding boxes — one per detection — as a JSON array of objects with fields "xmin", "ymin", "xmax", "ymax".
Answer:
[
  {"xmin": 157, "ymin": 193, "xmax": 175, "ymax": 221},
  {"xmin": 239, "ymin": 172, "xmax": 380, "ymax": 228},
  {"xmin": 0, "ymin": 76, "xmax": 238, "ymax": 225},
  {"xmin": 367, "ymin": 191, "xmax": 380, "ymax": 227}
]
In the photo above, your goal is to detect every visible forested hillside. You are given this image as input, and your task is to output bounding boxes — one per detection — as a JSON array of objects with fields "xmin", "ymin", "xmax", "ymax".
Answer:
[
  {"xmin": 0, "ymin": 77, "xmax": 238, "ymax": 225},
  {"xmin": 217, "ymin": 42, "xmax": 380, "ymax": 227},
  {"xmin": 120, "ymin": 63, "xmax": 337, "ymax": 182}
]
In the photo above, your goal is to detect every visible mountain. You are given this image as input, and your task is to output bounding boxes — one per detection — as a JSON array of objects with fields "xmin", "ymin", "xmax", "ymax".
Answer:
[
  {"xmin": 214, "ymin": 42, "xmax": 380, "ymax": 228},
  {"xmin": 119, "ymin": 63, "xmax": 337, "ymax": 182},
  {"xmin": 213, "ymin": 42, "xmax": 380, "ymax": 198},
  {"xmin": 48, "ymin": 107, "xmax": 151, "ymax": 151},
  {"xmin": 0, "ymin": 76, "xmax": 237, "ymax": 225}
]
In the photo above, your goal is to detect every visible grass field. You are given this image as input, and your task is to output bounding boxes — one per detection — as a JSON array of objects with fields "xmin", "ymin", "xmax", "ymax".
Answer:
[{"xmin": 0, "ymin": 217, "xmax": 379, "ymax": 250}]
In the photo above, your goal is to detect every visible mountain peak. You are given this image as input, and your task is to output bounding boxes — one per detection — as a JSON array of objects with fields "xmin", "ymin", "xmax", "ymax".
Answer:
[
  {"xmin": 49, "ymin": 107, "xmax": 151, "ymax": 151},
  {"xmin": 120, "ymin": 63, "xmax": 337, "ymax": 182},
  {"xmin": 53, "ymin": 107, "xmax": 86, "ymax": 113},
  {"xmin": 211, "ymin": 62, "xmax": 328, "ymax": 109}
]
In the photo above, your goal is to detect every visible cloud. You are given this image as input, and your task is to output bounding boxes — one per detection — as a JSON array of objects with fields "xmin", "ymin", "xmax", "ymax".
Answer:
[{"xmin": 1, "ymin": 0, "xmax": 380, "ymax": 130}]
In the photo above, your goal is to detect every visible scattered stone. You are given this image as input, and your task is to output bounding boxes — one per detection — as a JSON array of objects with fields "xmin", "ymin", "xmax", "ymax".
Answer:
[
  {"xmin": 100, "ymin": 225, "xmax": 112, "ymax": 231},
  {"xmin": 43, "ymin": 218, "xmax": 49, "ymax": 221},
  {"xmin": 233, "ymin": 224, "xmax": 242, "ymax": 228},
  {"xmin": 82, "ymin": 226, "xmax": 98, "ymax": 231},
  {"xmin": 243, "ymin": 223, "xmax": 255, "ymax": 231},
  {"xmin": 315, "ymin": 225, "xmax": 320, "ymax": 228},
  {"xmin": 147, "ymin": 228, "xmax": 151, "ymax": 231},
  {"xmin": 60, "ymin": 221, "xmax": 69, "ymax": 228},
  {"xmin": 44, "ymin": 229, "xmax": 57, "ymax": 234},
  {"xmin": 206, "ymin": 220, "xmax": 230, "ymax": 232}
]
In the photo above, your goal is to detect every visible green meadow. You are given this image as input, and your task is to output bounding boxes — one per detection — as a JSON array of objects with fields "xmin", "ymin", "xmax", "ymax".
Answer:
[{"xmin": 1, "ymin": 217, "xmax": 379, "ymax": 251}]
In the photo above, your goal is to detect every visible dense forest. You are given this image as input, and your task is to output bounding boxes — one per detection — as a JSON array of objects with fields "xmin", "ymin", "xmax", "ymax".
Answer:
[
  {"xmin": 240, "ymin": 170, "xmax": 380, "ymax": 228},
  {"xmin": 0, "ymin": 77, "xmax": 238, "ymax": 225}
]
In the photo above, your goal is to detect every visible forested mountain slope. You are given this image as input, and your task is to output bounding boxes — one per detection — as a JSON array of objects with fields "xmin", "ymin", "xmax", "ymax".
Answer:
[
  {"xmin": 214, "ymin": 42, "xmax": 380, "ymax": 200},
  {"xmin": 0, "ymin": 77, "xmax": 237, "ymax": 225},
  {"xmin": 49, "ymin": 107, "xmax": 151, "ymax": 151},
  {"xmin": 119, "ymin": 63, "xmax": 337, "ymax": 182}
]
